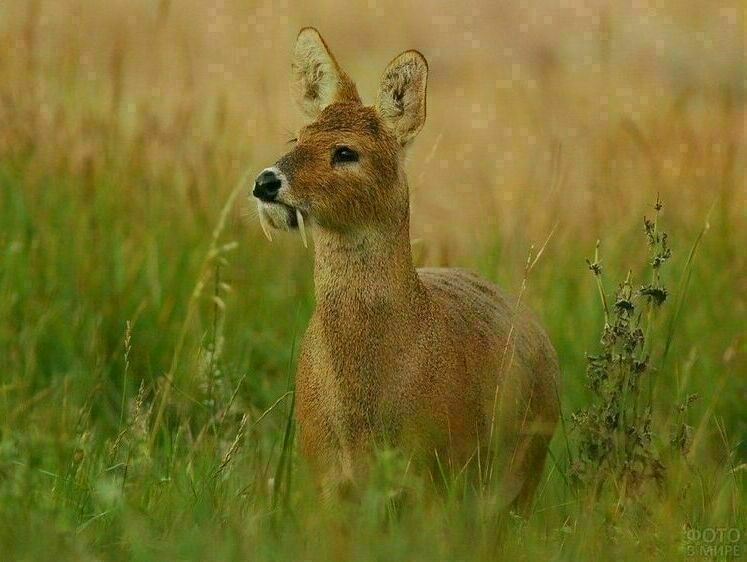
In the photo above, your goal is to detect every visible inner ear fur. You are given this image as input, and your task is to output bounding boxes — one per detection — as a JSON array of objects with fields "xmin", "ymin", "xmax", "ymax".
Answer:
[
  {"xmin": 291, "ymin": 27, "xmax": 360, "ymax": 119},
  {"xmin": 376, "ymin": 50, "xmax": 428, "ymax": 145}
]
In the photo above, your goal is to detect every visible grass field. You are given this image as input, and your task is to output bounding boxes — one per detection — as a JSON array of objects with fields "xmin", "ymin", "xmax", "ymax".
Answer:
[{"xmin": 0, "ymin": 1, "xmax": 744, "ymax": 560}]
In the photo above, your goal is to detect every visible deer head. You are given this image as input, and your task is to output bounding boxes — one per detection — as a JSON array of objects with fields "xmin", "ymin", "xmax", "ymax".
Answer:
[{"xmin": 253, "ymin": 27, "xmax": 428, "ymax": 245}]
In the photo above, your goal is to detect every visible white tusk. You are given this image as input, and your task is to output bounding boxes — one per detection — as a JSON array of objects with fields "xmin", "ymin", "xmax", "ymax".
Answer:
[
  {"xmin": 258, "ymin": 211, "xmax": 273, "ymax": 242},
  {"xmin": 296, "ymin": 208, "xmax": 308, "ymax": 248}
]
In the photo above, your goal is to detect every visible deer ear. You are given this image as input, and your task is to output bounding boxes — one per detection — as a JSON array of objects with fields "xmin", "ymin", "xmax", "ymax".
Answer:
[
  {"xmin": 292, "ymin": 27, "xmax": 360, "ymax": 119},
  {"xmin": 376, "ymin": 50, "xmax": 428, "ymax": 145}
]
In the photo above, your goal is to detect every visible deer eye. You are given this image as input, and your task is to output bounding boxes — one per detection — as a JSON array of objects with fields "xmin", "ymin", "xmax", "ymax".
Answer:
[{"xmin": 331, "ymin": 146, "xmax": 359, "ymax": 166}]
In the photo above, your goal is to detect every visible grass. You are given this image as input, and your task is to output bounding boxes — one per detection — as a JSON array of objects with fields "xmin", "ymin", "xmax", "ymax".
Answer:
[{"xmin": 0, "ymin": 1, "xmax": 745, "ymax": 560}]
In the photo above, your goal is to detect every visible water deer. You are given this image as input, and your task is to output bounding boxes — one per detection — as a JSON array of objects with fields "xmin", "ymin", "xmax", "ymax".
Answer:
[{"xmin": 252, "ymin": 28, "xmax": 560, "ymax": 509}]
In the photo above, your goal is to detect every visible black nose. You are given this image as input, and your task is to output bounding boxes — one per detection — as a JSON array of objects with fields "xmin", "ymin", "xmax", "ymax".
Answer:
[{"xmin": 253, "ymin": 170, "xmax": 282, "ymax": 202}]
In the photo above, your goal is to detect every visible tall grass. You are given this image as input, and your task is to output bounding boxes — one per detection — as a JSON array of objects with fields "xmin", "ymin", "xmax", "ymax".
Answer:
[{"xmin": 0, "ymin": 1, "xmax": 744, "ymax": 560}]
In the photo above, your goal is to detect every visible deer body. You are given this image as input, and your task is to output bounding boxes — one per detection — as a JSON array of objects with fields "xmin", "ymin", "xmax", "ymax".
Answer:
[{"xmin": 253, "ymin": 28, "xmax": 560, "ymax": 507}]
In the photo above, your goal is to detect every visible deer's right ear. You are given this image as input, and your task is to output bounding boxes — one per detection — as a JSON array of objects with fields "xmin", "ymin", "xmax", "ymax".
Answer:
[
  {"xmin": 292, "ymin": 27, "xmax": 360, "ymax": 120},
  {"xmin": 376, "ymin": 50, "xmax": 428, "ymax": 145}
]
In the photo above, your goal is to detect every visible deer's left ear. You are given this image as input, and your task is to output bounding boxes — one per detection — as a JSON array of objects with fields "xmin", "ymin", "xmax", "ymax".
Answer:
[
  {"xmin": 292, "ymin": 27, "xmax": 360, "ymax": 120},
  {"xmin": 376, "ymin": 50, "xmax": 428, "ymax": 145}
]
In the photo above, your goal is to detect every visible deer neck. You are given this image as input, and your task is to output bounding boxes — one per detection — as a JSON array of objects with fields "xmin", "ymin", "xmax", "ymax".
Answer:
[
  {"xmin": 312, "ymin": 218, "xmax": 423, "ymax": 313},
  {"xmin": 310, "ymin": 216, "xmax": 425, "ymax": 432}
]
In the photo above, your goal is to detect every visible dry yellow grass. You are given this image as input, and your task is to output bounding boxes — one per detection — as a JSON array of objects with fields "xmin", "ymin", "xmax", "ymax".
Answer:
[{"xmin": 3, "ymin": 1, "xmax": 743, "ymax": 246}]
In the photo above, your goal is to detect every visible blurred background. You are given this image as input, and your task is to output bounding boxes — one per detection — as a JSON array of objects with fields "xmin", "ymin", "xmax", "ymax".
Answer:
[
  {"xmin": 2, "ymin": 0, "xmax": 743, "ymax": 246},
  {"xmin": 0, "ymin": 1, "xmax": 744, "ymax": 559}
]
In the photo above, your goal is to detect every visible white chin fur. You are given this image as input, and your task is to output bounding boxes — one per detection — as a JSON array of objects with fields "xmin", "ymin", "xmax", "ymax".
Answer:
[
  {"xmin": 257, "ymin": 201, "xmax": 311, "ymax": 248},
  {"xmin": 257, "ymin": 201, "xmax": 291, "ymax": 233}
]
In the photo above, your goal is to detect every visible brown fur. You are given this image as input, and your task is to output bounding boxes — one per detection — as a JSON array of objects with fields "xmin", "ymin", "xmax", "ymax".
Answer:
[{"xmin": 255, "ymin": 28, "xmax": 561, "ymax": 509}]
